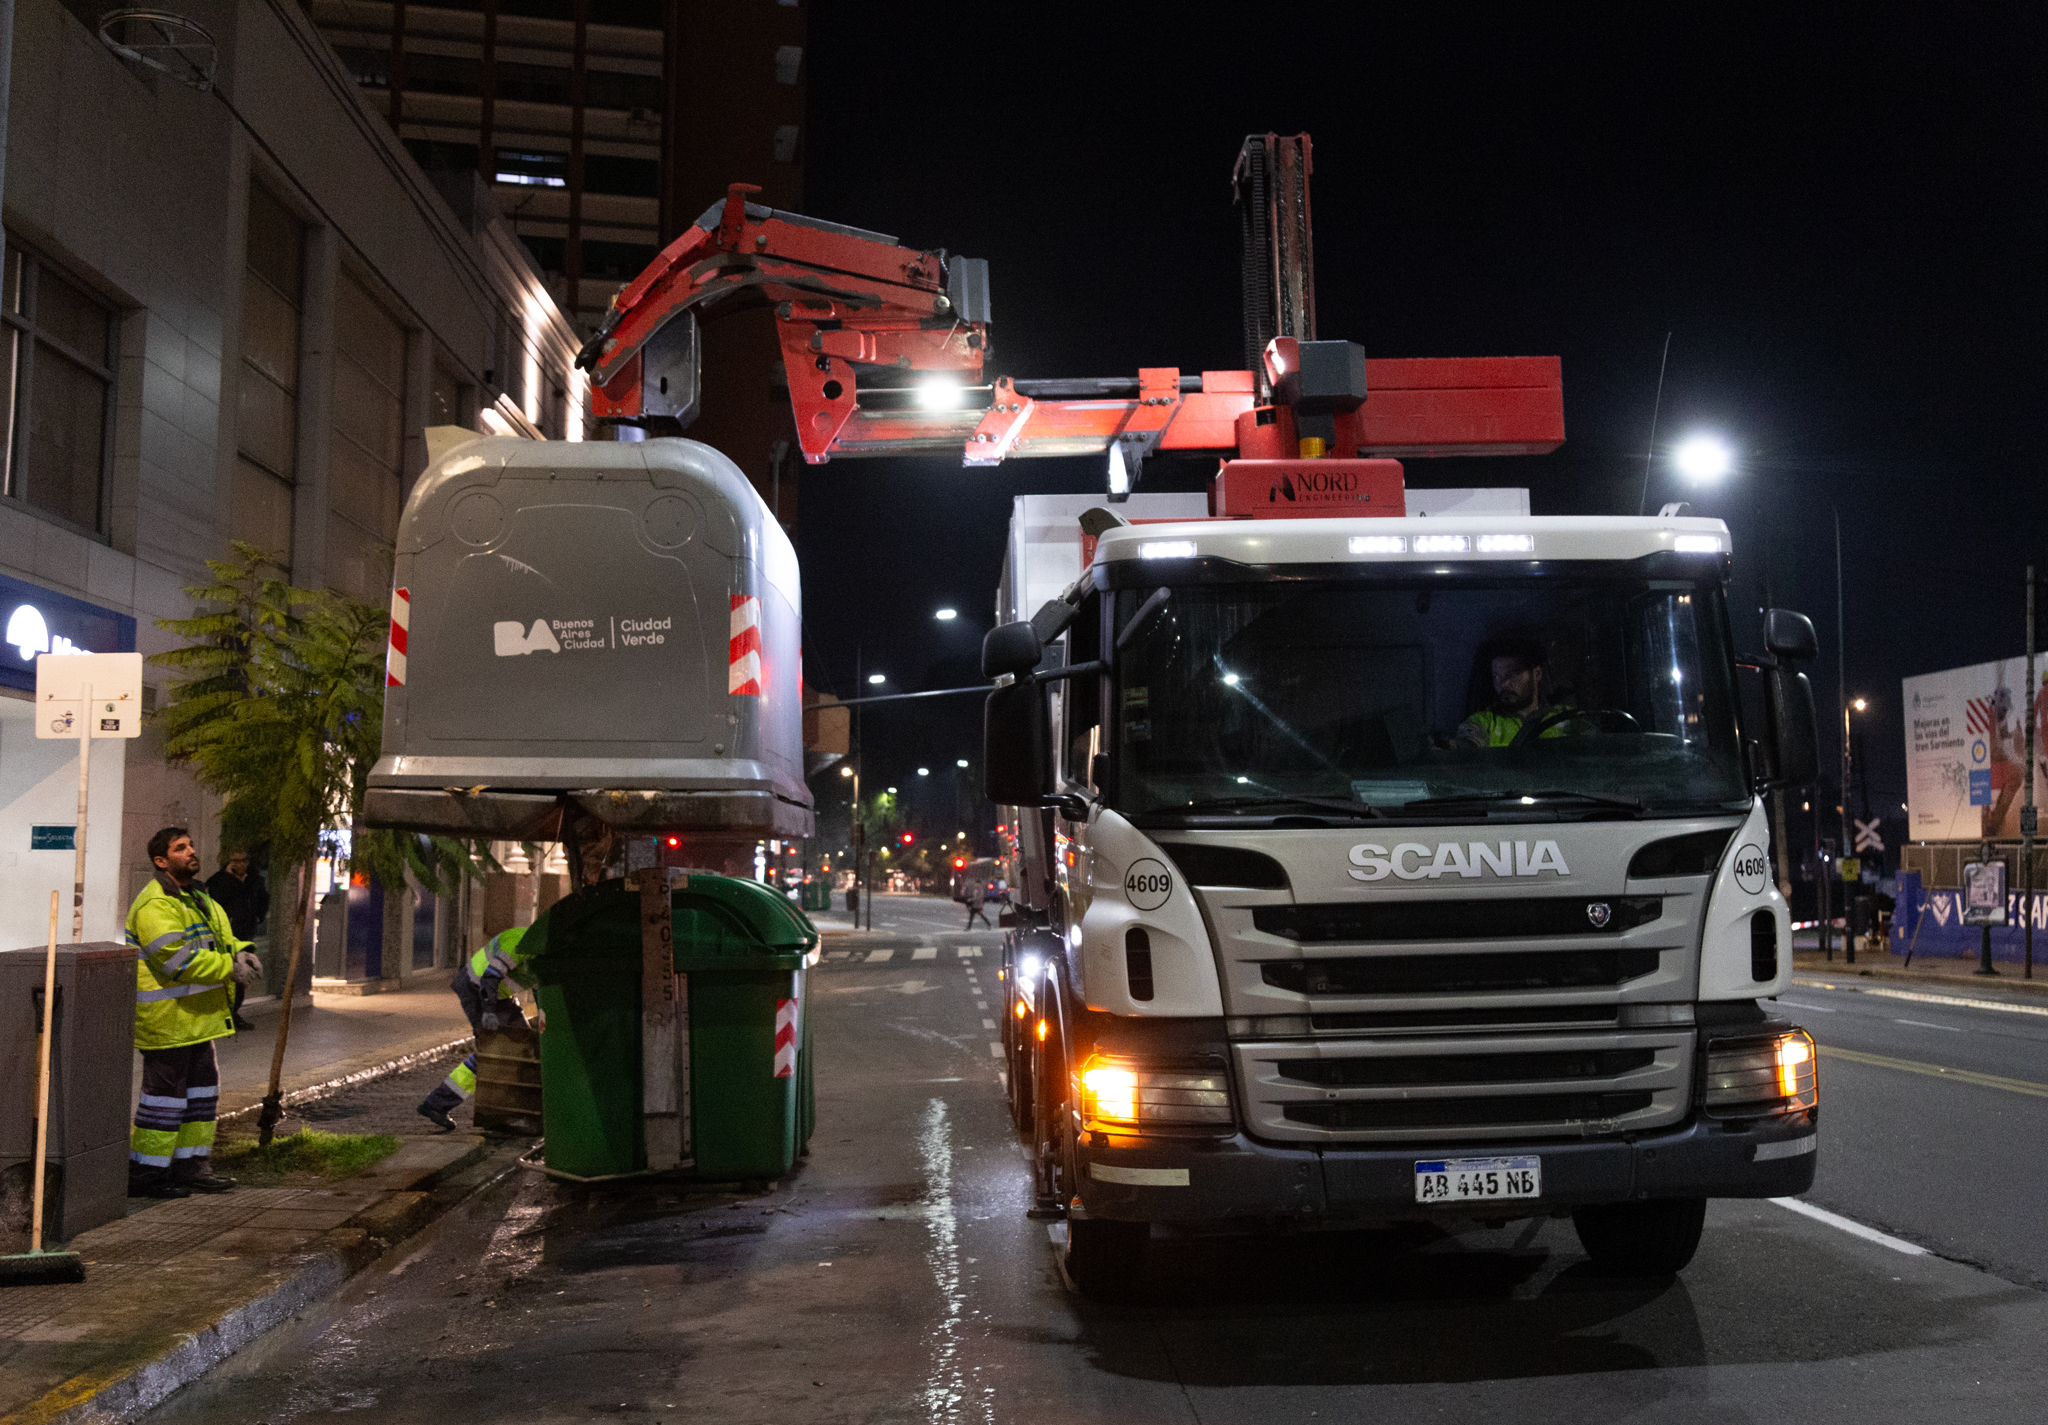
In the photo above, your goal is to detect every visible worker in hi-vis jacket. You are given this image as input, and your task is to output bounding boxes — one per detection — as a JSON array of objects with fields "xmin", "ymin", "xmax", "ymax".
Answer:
[
  {"xmin": 126, "ymin": 826, "xmax": 263, "ymax": 1197},
  {"xmin": 417, "ymin": 926, "xmax": 542, "ymax": 1130}
]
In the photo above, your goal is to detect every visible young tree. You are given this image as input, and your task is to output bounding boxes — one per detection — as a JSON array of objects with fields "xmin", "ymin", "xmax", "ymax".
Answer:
[{"xmin": 152, "ymin": 545, "xmax": 488, "ymax": 1140}]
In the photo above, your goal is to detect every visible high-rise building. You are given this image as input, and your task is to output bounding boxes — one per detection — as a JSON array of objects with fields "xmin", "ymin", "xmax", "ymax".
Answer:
[{"xmin": 310, "ymin": 0, "xmax": 807, "ymax": 524}]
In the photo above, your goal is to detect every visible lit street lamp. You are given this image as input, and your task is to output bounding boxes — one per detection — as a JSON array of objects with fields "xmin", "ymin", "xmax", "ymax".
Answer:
[{"xmin": 1674, "ymin": 434, "xmax": 1733, "ymax": 483}]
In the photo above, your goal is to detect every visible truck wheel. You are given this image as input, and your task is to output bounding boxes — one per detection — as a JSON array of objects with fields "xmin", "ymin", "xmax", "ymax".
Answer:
[
  {"xmin": 1571, "ymin": 1198, "xmax": 1707, "ymax": 1276},
  {"xmin": 1065, "ymin": 1218, "xmax": 1148, "ymax": 1299}
]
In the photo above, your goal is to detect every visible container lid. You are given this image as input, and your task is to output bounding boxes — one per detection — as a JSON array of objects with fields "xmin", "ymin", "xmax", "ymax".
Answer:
[{"xmin": 673, "ymin": 874, "xmax": 819, "ymax": 958}]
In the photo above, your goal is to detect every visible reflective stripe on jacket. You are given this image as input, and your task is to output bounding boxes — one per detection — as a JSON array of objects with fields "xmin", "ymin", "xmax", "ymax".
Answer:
[
  {"xmin": 1459, "ymin": 704, "xmax": 1574, "ymax": 747},
  {"xmin": 127, "ymin": 874, "xmax": 244, "ymax": 1050},
  {"xmin": 462, "ymin": 927, "xmax": 533, "ymax": 1001}
]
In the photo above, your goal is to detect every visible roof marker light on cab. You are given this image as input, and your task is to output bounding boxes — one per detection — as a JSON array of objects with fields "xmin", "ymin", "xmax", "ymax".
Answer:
[
  {"xmin": 1475, "ymin": 533, "xmax": 1534, "ymax": 553},
  {"xmin": 1139, "ymin": 540, "xmax": 1198, "ymax": 560},
  {"xmin": 1349, "ymin": 535, "xmax": 1406, "ymax": 554},
  {"xmin": 1673, "ymin": 534, "xmax": 1723, "ymax": 553},
  {"xmin": 1413, "ymin": 534, "xmax": 1471, "ymax": 554}
]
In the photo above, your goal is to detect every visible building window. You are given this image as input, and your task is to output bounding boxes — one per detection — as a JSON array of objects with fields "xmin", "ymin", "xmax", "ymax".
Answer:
[
  {"xmin": 330, "ymin": 271, "xmax": 405, "ymax": 604},
  {"xmin": 0, "ymin": 236, "xmax": 116, "ymax": 537},
  {"xmin": 236, "ymin": 184, "xmax": 304, "ymax": 569}
]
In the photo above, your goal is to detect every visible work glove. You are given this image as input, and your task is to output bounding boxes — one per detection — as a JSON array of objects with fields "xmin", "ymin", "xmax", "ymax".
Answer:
[
  {"xmin": 231, "ymin": 951, "xmax": 264, "ymax": 985},
  {"xmin": 480, "ymin": 1009, "xmax": 504, "ymax": 1033}
]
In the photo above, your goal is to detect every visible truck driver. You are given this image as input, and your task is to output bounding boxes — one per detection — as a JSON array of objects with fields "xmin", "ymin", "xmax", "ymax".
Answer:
[{"xmin": 1457, "ymin": 638, "xmax": 1576, "ymax": 747}]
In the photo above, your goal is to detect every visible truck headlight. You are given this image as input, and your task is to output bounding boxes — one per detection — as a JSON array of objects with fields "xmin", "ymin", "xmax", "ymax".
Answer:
[
  {"xmin": 1080, "ymin": 1056, "xmax": 1233, "ymax": 1132},
  {"xmin": 1704, "ymin": 1030, "xmax": 1817, "ymax": 1117}
]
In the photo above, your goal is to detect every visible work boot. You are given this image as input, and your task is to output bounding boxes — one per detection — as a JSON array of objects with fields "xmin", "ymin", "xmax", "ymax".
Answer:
[
  {"xmin": 177, "ymin": 1168, "xmax": 237, "ymax": 1194},
  {"xmin": 231, "ymin": 1014, "xmax": 257, "ymax": 1032},
  {"xmin": 418, "ymin": 1102, "xmax": 456, "ymax": 1132},
  {"xmin": 127, "ymin": 1167, "xmax": 191, "ymax": 1200}
]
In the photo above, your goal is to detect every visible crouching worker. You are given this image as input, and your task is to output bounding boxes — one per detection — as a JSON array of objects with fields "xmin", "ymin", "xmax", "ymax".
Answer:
[
  {"xmin": 127, "ymin": 826, "xmax": 263, "ymax": 1198},
  {"xmin": 418, "ymin": 926, "xmax": 542, "ymax": 1131}
]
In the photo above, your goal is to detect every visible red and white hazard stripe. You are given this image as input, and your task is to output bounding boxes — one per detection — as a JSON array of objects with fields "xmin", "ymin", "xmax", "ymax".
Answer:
[
  {"xmin": 386, "ymin": 587, "xmax": 410, "ymax": 687},
  {"xmin": 729, "ymin": 594, "xmax": 762, "ymax": 696},
  {"xmin": 772, "ymin": 997, "xmax": 798, "ymax": 1078}
]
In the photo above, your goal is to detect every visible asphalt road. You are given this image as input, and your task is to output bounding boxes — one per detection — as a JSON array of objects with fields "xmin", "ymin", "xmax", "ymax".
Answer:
[
  {"xmin": 145, "ymin": 897, "xmax": 2048, "ymax": 1423},
  {"xmin": 1785, "ymin": 972, "xmax": 2048, "ymax": 1288}
]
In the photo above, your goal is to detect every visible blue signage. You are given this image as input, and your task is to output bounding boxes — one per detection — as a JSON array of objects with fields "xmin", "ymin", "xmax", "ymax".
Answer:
[
  {"xmin": 0, "ymin": 570, "xmax": 135, "ymax": 693},
  {"xmin": 30, "ymin": 824, "xmax": 75, "ymax": 851}
]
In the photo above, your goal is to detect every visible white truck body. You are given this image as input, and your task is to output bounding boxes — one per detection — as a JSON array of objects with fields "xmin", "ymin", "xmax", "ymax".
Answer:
[{"xmin": 992, "ymin": 496, "xmax": 1817, "ymax": 1280}]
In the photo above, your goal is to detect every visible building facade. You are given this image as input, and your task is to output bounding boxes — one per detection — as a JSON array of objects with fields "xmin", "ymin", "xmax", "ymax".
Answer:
[{"xmin": 0, "ymin": 0, "xmax": 586, "ymax": 963}]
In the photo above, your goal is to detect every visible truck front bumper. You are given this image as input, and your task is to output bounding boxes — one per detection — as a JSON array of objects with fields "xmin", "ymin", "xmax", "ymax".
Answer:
[{"xmin": 1075, "ymin": 1111, "xmax": 1817, "ymax": 1225}]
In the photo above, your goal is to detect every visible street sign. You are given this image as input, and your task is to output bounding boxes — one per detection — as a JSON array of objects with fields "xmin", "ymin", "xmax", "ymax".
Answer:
[
  {"xmin": 33, "ymin": 651, "xmax": 143, "ymax": 738},
  {"xmin": 1838, "ymin": 857, "xmax": 1861, "ymax": 882},
  {"xmin": 1853, "ymin": 818, "xmax": 1885, "ymax": 853},
  {"xmin": 1963, "ymin": 859, "xmax": 2008, "ymax": 926},
  {"xmin": 33, "ymin": 651, "xmax": 143, "ymax": 941}
]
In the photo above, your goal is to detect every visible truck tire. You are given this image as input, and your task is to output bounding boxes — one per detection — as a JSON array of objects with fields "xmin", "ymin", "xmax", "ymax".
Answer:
[
  {"xmin": 1065, "ymin": 1218, "xmax": 1148, "ymax": 1299},
  {"xmin": 1571, "ymin": 1198, "xmax": 1707, "ymax": 1276}
]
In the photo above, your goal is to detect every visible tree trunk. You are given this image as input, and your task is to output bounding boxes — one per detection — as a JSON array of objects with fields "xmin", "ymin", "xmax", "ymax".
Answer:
[{"xmin": 257, "ymin": 859, "xmax": 317, "ymax": 1145}]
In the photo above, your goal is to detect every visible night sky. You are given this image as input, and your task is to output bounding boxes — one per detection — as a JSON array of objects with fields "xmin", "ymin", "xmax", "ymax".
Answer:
[{"xmin": 790, "ymin": 5, "xmax": 2045, "ymax": 859}]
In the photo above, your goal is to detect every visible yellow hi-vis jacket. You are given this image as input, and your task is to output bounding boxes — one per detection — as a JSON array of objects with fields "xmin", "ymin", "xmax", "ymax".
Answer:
[{"xmin": 126, "ymin": 873, "xmax": 246, "ymax": 1050}]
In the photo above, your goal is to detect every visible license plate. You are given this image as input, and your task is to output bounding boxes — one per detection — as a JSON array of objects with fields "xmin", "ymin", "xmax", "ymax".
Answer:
[{"xmin": 1414, "ymin": 1156, "xmax": 1541, "ymax": 1204}]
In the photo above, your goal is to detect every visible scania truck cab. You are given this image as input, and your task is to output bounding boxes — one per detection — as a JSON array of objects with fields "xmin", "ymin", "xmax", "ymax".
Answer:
[{"xmin": 987, "ymin": 496, "xmax": 1823, "ymax": 1294}]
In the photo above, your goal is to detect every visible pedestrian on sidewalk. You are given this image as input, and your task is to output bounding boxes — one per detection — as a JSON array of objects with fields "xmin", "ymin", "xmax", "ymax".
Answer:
[
  {"xmin": 964, "ymin": 878, "xmax": 991, "ymax": 930},
  {"xmin": 127, "ymin": 826, "xmax": 264, "ymax": 1199},
  {"xmin": 205, "ymin": 848, "xmax": 269, "ymax": 1032},
  {"xmin": 418, "ymin": 926, "xmax": 541, "ymax": 1131}
]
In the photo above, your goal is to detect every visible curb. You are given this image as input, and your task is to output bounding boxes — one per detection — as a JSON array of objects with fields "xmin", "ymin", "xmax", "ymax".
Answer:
[
  {"xmin": 17, "ymin": 1232, "xmax": 379, "ymax": 1425},
  {"xmin": 13, "ymin": 1140, "xmax": 517, "ymax": 1425},
  {"xmin": 216, "ymin": 1036, "xmax": 474, "ymax": 1125},
  {"xmin": 1790, "ymin": 957, "xmax": 2048, "ymax": 1001}
]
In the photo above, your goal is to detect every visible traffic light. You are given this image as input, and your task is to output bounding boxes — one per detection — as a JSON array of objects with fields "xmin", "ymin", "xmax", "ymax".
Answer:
[
  {"xmin": 900, "ymin": 831, "xmax": 915, "ymax": 845},
  {"xmin": 666, "ymin": 836, "xmax": 679, "ymax": 848},
  {"xmin": 953, "ymin": 856, "xmax": 966, "ymax": 870}
]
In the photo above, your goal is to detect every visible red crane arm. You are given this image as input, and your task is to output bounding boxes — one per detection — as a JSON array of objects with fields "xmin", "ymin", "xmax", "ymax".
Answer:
[{"xmin": 579, "ymin": 184, "xmax": 1562, "ymax": 467}]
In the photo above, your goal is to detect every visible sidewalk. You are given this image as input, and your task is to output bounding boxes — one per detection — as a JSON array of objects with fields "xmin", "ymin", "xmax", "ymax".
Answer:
[
  {"xmin": 128, "ymin": 978, "xmax": 476, "ymax": 1125},
  {"xmin": 1791, "ymin": 945, "xmax": 2048, "ymax": 1001},
  {"xmin": 0, "ymin": 1134, "xmax": 513, "ymax": 1425},
  {"xmin": 0, "ymin": 981, "xmax": 500, "ymax": 1423}
]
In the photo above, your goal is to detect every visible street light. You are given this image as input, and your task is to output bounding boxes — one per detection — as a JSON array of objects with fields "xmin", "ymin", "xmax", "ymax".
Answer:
[
  {"xmin": 917, "ymin": 767, "xmax": 929, "ymax": 776},
  {"xmin": 935, "ymin": 608, "xmax": 958, "ymax": 621},
  {"xmin": 1674, "ymin": 434, "xmax": 1733, "ymax": 483},
  {"xmin": 868, "ymin": 673, "xmax": 886, "ymax": 685},
  {"xmin": 839, "ymin": 765, "xmax": 852, "ymax": 777},
  {"xmin": 956, "ymin": 758, "xmax": 969, "ymax": 768}
]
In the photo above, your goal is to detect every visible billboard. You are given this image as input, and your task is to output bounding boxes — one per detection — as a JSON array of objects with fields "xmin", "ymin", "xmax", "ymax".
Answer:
[{"xmin": 1904, "ymin": 657, "xmax": 2048, "ymax": 841}]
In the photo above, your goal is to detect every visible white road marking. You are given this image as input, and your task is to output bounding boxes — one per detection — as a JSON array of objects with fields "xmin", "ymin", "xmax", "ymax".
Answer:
[
  {"xmin": 866, "ymin": 949, "xmax": 897, "ymax": 963},
  {"xmin": 982, "ymin": 1018, "xmax": 996, "ymax": 1029},
  {"xmin": 958, "ymin": 946, "xmax": 983, "ymax": 958},
  {"xmin": 827, "ymin": 951, "xmax": 852, "ymax": 961},
  {"xmin": 1894, "ymin": 1018, "xmax": 1962, "ymax": 1032},
  {"xmin": 974, "ymin": 1001, "xmax": 988, "ymax": 1010},
  {"xmin": 988, "ymin": 1042, "xmax": 1003, "ymax": 1057},
  {"xmin": 1778, "ymin": 998, "xmax": 1837, "ymax": 1012},
  {"xmin": 1771, "ymin": 1196, "xmax": 1929, "ymax": 1255},
  {"xmin": 912, "ymin": 947, "xmax": 937, "ymax": 961},
  {"xmin": 1795, "ymin": 979, "xmax": 2048, "ymax": 1019}
]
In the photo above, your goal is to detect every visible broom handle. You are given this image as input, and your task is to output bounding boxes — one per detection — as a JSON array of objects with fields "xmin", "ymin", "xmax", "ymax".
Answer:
[{"xmin": 32, "ymin": 891, "xmax": 57, "ymax": 1254}]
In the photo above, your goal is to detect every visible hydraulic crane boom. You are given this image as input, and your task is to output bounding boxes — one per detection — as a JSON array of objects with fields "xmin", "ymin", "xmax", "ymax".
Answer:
[{"xmin": 576, "ymin": 139, "xmax": 1564, "ymax": 482}]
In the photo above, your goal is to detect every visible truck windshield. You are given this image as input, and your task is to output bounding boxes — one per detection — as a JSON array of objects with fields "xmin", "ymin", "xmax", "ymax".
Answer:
[{"xmin": 1112, "ymin": 574, "xmax": 1748, "ymax": 819}]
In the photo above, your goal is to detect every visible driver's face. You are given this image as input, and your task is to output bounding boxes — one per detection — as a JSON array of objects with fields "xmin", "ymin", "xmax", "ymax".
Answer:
[{"xmin": 1492, "ymin": 657, "xmax": 1542, "ymax": 713}]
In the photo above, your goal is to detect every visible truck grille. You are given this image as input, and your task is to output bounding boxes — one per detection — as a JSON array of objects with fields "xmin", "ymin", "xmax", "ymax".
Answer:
[
  {"xmin": 1232, "ymin": 1031, "xmax": 1691, "ymax": 1145},
  {"xmin": 1254, "ymin": 896, "xmax": 1662, "ymax": 942},
  {"xmin": 1262, "ymin": 947, "xmax": 1661, "ymax": 997}
]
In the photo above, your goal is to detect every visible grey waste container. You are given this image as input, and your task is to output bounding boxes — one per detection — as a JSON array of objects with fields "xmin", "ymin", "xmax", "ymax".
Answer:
[{"xmin": 0, "ymin": 942, "xmax": 136, "ymax": 1248}]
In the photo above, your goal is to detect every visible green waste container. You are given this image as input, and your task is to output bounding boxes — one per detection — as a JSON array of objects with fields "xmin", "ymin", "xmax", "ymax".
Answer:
[
  {"xmin": 800, "ymin": 878, "xmax": 832, "ymax": 912},
  {"xmin": 528, "ymin": 874, "xmax": 819, "ymax": 1181}
]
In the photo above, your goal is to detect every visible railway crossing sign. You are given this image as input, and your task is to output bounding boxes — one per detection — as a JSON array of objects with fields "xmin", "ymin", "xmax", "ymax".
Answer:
[{"xmin": 1853, "ymin": 818, "xmax": 1885, "ymax": 854}]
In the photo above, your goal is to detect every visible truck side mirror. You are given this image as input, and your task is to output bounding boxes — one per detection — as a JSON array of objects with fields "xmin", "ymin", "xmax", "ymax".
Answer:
[
  {"xmin": 1764, "ymin": 666, "xmax": 1819, "ymax": 787},
  {"xmin": 1764, "ymin": 608, "xmax": 1818, "ymax": 662},
  {"xmin": 984, "ymin": 681, "xmax": 1052, "ymax": 806},
  {"xmin": 983, "ymin": 621, "xmax": 1044, "ymax": 678}
]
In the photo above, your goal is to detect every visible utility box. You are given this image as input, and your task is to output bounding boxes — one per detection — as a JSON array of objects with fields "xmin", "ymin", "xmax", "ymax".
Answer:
[
  {"xmin": 366, "ymin": 434, "xmax": 812, "ymax": 841},
  {"xmin": 0, "ymin": 942, "xmax": 136, "ymax": 1248}
]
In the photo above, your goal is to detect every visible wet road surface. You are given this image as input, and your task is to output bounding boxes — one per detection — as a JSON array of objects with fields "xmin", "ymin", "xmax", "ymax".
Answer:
[{"xmin": 145, "ymin": 899, "xmax": 2048, "ymax": 1422}]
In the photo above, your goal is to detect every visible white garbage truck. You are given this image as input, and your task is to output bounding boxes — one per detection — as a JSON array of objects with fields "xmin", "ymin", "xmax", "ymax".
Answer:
[{"xmin": 987, "ymin": 484, "xmax": 1823, "ymax": 1294}]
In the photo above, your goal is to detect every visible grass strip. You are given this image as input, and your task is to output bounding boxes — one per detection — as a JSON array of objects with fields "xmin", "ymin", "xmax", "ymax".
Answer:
[{"xmin": 214, "ymin": 1129, "xmax": 401, "ymax": 1181}]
